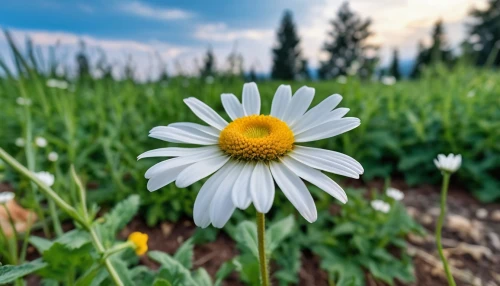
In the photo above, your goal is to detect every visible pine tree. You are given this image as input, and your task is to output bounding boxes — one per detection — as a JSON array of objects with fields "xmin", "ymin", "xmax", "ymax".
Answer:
[
  {"xmin": 467, "ymin": 0, "xmax": 500, "ymax": 66},
  {"xmin": 200, "ymin": 47, "xmax": 216, "ymax": 78},
  {"xmin": 76, "ymin": 40, "xmax": 90, "ymax": 79},
  {"xmin": 318, "ymin": 2, "xmax": 378, "ymax": 79},
  {"xmin": 389, "ymin": 49, "xmax": 401, "ymax": 79},
  {"xmin": 411, "ymin": 20, "xmax": 454, "ymax": 78},
  {"xmin": 298, "ymin": 59, "xmax": 311, "ymax": 80},
  {"xmin": 271, "ymin": 10, "xmax": 303, "ymax": 80}
]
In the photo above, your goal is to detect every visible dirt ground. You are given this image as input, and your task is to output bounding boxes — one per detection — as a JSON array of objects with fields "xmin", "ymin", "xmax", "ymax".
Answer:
[{"xmin": 2, "ymin": 179, "xmax": 500, "ymax": 286}]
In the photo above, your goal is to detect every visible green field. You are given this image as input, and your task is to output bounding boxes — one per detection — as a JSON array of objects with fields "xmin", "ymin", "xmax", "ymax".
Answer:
[{"xmin": 1, "ymin": 47, "xmax": 499, "ymax": 285}]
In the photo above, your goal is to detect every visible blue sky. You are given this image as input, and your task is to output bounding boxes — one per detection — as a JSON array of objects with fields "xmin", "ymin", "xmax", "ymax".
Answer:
[{"xmin": 0, "ymin": 0, "xmax": 486, "ymax": 79}]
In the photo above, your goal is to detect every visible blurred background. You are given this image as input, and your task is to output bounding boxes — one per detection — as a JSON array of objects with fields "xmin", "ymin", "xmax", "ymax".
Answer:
[{"xmin": 0, "ymin": 1, "xmax": 499, "ymax": 285}]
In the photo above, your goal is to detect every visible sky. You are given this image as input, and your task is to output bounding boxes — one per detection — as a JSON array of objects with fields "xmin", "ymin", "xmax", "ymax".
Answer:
[{"xmin": 0, "ymin": 0, "xmax": 488, "ymax": 79}]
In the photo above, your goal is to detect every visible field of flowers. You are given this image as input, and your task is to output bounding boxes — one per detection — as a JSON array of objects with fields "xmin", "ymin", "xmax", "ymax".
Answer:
[{"xmin": 0, "ymin": 47, "xmax": 499, "ymax": 285}]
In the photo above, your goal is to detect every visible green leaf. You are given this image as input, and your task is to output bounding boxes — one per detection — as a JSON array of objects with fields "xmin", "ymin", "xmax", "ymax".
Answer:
[
  {"xmin": 29, "ymin": 236, "xmax": 53, "ymax": 253},
  {"xmin": 332, "ymin": 222, "xmax": 357, "ymax": 236},
  {"xmin": 173, "ymin": 238, "xmax": 194, "ymax": 270},
  {"xmin": 265, "ymin": 215, "xmax": 295, "ymax": 253},
  {"xmin": 235, "ymin": 221, "xmax": 258, "ymax": 259},
  {"xmin": 54, "ymin": 229, "xmax": 91, "ymax": 249},
  {"xmin": 102, "ymin": 195, "xmax": 140, "ymax": 234},
  {"xmin": 192, "ymin": 268, "xmax": 213, "ymax": 286},
  {"xmin": 153, "ymin": 278, "xmax": 172, "ymax": 286},
  {"xmin": 0, "ymin": 259, "xmax": 47, "ymax": 284},
  {"xmin": 148, "ymin": 251, "xmax": 197, "ymax": 286},
  {"xmin": 108, "ymin": 257, "xmax": 135, "ymax": 286},
  {"xmin": 214, "ymin": 260, "xmax": 237, "ymax": 286}
]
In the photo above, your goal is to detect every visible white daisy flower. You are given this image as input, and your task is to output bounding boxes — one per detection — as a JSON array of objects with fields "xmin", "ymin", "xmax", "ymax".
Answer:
[
  {"xmin": 46, "ymin": 79, "xmax": 69, "ymax": 90},
  {"xmin": 139, "ymin": 82, "xmax": 363, "ymax": 228},
  {"xmin": 371, "ymin": 200, "xmax": 390, "ymax": 213},
  {"xmin": 15, "ymin": 138, "xmax": 25, "ymax": 147},
  {"xmin": 386, "ymin": 187, "xmax": 404, "ymax": 201},
  {"xmin": 434, "ymin": 153, "xmax": 462, "ymax": 173},
  {"xmin": 35, "ymin": 137, "xmax": 47, "ymax": 148},
  {"xmin": 35, "ymin": 171, "xmax": 55, "ymax": 187},
  {"xmin": 381, "ymin": 76, "xmax": 396, "ymax": 86},
  {"xmin": 0, "ymin": 192, "xmax": 15, "ymax": 204},
  {"xmin": 337, "ymin": 76, "xmax": 347, "ymax": 84},
  {"xmin": 48, "ymin": 152, "xmax": 59, "ymax": 162},
  {"xmin": 16, "ymin": 97, "xmax": 32, "ymax": 106}
]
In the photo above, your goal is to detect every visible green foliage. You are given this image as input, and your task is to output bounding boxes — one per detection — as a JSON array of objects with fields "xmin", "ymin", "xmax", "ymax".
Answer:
[
  {"xmin": 306, "ymin": 188, "xmax": 424, "ymax": 286},
  {"xmin": 0, "ymin": 259, "xmax": 47, "ymax": 284}
]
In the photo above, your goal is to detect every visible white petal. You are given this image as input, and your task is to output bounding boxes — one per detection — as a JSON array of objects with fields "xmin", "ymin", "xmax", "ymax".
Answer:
[
  {"xmin": 293, "ymin": 146, "xmax": 363, "ymax": 174},
  {"xmin": 138, "ymin": 146, "xmax": 219, "ymax": 160},
  {"xmin": 282, "ymin": 86, "xmax": 315, "ymax": 125},
  {"xmin": 294, "ymin": 117, "xmax": 360, "ymax": 142},
  {"xmin": 149, "ymin": 126, "xmax": 218, "ymax": 145},
  {"xmin": 193, "ymin": 163, "xmax": 236, "ymax": 228},
  {"xmin": 289, "ymin": 150, "xmax": 360, "ymax": 179},
  {"xmin": 145, "ymin": 149, "xmax": 221, "ymax": 179},
  {"xmin": 250, "ymin": 162, "xmax": 275, "ymax": 213},
  {"xmin": 209, "ymin": 163, "xmax": 244, "ymax": 228},
  {"xmin": 168, "ymin": 123, "xmax": 220, "ymax": 138},
  {"xmin": 242, "ymin": 82, "xmax": 261, "ymax": 115},
  {"xmin": 175, "ymin": 155, "xmax": 230, "ymax": 188},
  {"xmin": 292, "ymin": 107, "xmax": 349, "ymax": 135},
  {"xmin": 269, "ymin": 161, "xmax": 317, "ymax": 223},
  {"xmin": 221, "ymin": 93, "xmax": 244, "ymax": 120},
  {"xmin": 290, "ymin": 94, "xmax": 342, "ymax": 129},
  {"xmin": 270, "ymin": 85, "xmax": 292, "ymax": 119},
  {"xmin": 184, "ymin": 97, "xmax": 228, "ymax": 130},
  {"xmin": 147, "ymin": 165, "xmax": 189, "ymax": 192},
  {"xmin": 280, "ymin": 156, "xmax": 347, "ymax": 203},
  {"xmin": 232, "ymin": 162, "xmax": 254, "ymax": 209}
]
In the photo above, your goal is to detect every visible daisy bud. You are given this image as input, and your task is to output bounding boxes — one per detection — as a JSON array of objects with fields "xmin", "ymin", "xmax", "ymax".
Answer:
[
  {"xmin": 128, "ymin": 232, "xmax": 149, "ymax": 255},
  {"xmin": 434, "ymin": 153, "xmax": 462, "ymax": 173}
]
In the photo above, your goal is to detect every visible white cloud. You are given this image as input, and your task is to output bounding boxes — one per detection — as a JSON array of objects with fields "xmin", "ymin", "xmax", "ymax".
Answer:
[
  {"xmin": 120, "ymin": 1, "xmax": 193, "ymax": 21},
  {"xmin": 194, "ymin": 23, "xmax": 273, "ymax": 42}
]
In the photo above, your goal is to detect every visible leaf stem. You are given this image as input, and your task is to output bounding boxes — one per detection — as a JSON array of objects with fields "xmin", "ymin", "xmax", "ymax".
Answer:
[
  {"xmin": 436, "ymin": 172, "xmax": 456, "ymax": 286},
  {"xmin": 256, "ymin": 212, "xmax": 270, "ymax": 286}
]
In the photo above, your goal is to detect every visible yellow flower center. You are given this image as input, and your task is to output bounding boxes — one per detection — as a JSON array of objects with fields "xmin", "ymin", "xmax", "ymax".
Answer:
[
  {"xmin": 219, "ymin": 115, "xmax": 294, "ymax": 161},
  {"xmin": 128, "ymin": 232, "xmax": 149, "ymax": 256}
]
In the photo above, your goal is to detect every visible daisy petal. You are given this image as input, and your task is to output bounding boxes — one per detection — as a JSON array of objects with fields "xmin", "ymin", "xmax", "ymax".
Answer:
[
  {"xmin": 291, "ymin": 94, "xmax": 342, "ymax": 130},
  {"xmin": 289, "ymin": 150, "xmax": 360, "ymax": 178},
  {"xmin": 269, "ymin": 161, "xmax": 317, "ymax": 223},
  {"xmin": 175, "ymin": 155, "xmax": 230, "ymax": 188},
  {"xmin": 221, "ymin": 93, "xmax": 244, "ymax": 120},
  {"xmin": 270, "ymin": 85, "xmax": 292, "ymax": 119},
  {"xmin": 280, "ymin": 156, "xmax": 347, "ymax": 203},
  {"xmin": 149, "ymin": 126, "xmax": 218, "ymax": 145},
  {"xmin": 282, "ymin": 86, "xmax": 315, "ymax": 125},
  {"xmin": 138, "ymin": 146, "xmax": 219, "ymax": 160},
  {"xmin": 168, "ymin": 122, "xmax": 220, "ymax": 138},
  {"xmin": 147, "ymin": 165, "xmax": 189, "ymax": 192},
  {"xmin": 294, "ymin": 117, "xmax": 360, "ymax": 142},
  {"xmin": 232, "ymin": 162, "xmax": 254, "ymax": 209},
  {"xmin": 210, "ymin": 164, "xmax": 244, "ymax": 228},
  {"xmin": 193, "ymin": 163, "xmax": 236, "ymax": 228},
  {"xmin": 250, "ymin": 162, "xmax": 275, "ymax": 213},
  {"xmin": 145, "ymin": 149, "xmax": 221, "ymax": 179},
  {"xmin": 242, "ymin": 82, "xmax": 261, "ymax": 115},
  {"xmin": 184, "ymin": 97, "xmax": 228, "ymax": 130},
  {"xmin": 293, "ymin": 146, "xmax": 363, "ymax": 174},
  {"xmin": 292, "ymin": 107, "xmax": 349, "ymax": 134}
]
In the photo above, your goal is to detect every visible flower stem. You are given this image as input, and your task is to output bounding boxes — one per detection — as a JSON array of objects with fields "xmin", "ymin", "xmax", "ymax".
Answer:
[
  {"xmin": 256, "ymin": 212, "xmax": 270, "ymax": 286},
  {"xmin": 436, "ymin": 172, "xmax": 456, "ymax": 286}
]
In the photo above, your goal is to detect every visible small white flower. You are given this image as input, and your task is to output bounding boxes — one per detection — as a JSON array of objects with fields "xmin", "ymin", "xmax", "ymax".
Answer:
[
  {"xmin": 386, "ymin": 188, "xmax": 404, "ymax": 201},
  {"xmin": 381, "ymin": 76, "xmax": 396, "ymax": 86},
  {"xmin": 371, "ymin": 200, "xmax": 391, "ymax": 213},
  {"xmin": 16, "ymin": 97, "xmax": 32, "ymax": 106},
  {"xmin": 434, "ymin": 153, "xmax": 462, "ymax": 173},
  {"xmin": 15, "ymin": 138, "xmax": 25, "ymax": 147},
  {"xmin": 205, "ymin": 76, "xmax": 214, "ymax": 84},
  {"xmin": 467, "ymin": 90, "xmax": 476, "ymax": 98},
  {"xmin": 48, "ymin": 152, "xmax": 59, "ymax": 162},
  {"xmin": 0, "ymin": 192, "xmax": 15, "ymax": 204},
  {"xmin": 46, "ymin": 79, "xmax": 69, "ymax": 90},
  {"xmin": 140, "ymin": 82, "xmax": 363, "ymax": 228},
  {"xmin": 337, "ymin": 76, "xmax": 347, "ymax": 84},
  {"xmin": 35, "ymin": 171, "xmax": 54, "ymax": 187},
  {"xmin": 35, "ymin": 137, "xmax": 48, "ymax": 148}
]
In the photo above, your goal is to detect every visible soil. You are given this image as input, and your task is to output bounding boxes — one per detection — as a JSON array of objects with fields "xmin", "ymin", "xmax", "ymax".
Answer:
[{"xmin": 2, "ymin": 179, "xmax": 500, "ymax": 286}]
